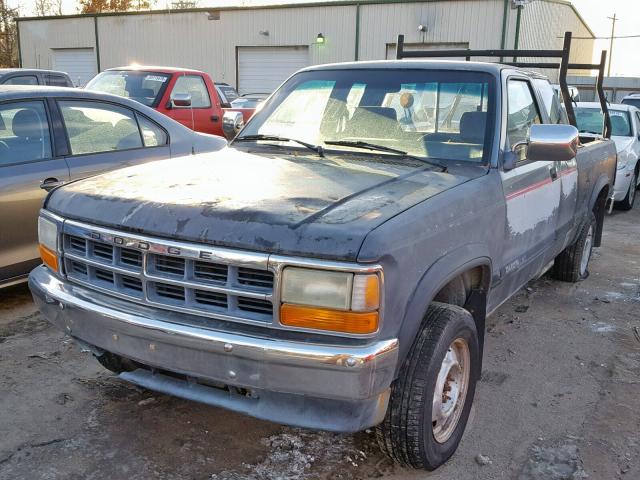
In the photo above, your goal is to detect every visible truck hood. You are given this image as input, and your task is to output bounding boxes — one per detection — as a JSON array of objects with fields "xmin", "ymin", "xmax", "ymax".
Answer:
[{"xmin": 46, "ymin": 147, "xmax": 480, "ymax": 261}]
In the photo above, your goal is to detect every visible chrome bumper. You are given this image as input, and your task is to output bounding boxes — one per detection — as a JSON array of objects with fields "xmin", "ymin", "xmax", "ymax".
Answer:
[{"xmin": 29, "ymin": 266, "xmax": 398, "ymax": 431}]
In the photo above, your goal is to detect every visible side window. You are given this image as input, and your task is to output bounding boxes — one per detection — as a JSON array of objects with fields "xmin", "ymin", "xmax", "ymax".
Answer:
[
  {"xmin": 636, "ymin": 112, "xmax": 640, "ymax": 135},
  {"xmin": 533, "ymin": 79, "xmax": 567, "ymax": 125},
  {"xmin": 59, "ymin": 101, "xmax": 143, "ymax": 155},
  {"xmin": 507, "ymin": 80, "xmax": 541, "ymax": 159},
  {"xmin": 45, "ymin": 74, "xmax": 71, "ymax": 87},
  {"xmin": 0, "ymin": 101, "xmax": 52, "ymax": 165},
  {"xmin": 136, "ymin": 113, "xmax": 168, "ymax": 147},
  {"xmin": 3, "ymin": 75, "xmax": 38, "ymax": 86},
  {"xmin": 172, "ymin": 75, "xmax": 211, "ymax": 108}
]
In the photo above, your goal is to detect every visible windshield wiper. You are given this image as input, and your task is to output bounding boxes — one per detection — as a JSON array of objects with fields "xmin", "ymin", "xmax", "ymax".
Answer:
[
  {"xmin": 234, "ymin": 134, "xmax": 324, "ymax": 157},
  {"xmin": 324, "ymin": 140, "xmax": 447, "ymax": 172}
]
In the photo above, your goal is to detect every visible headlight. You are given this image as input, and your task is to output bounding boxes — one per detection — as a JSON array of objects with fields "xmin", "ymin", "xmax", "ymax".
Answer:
[
  {"xmin": 280, "ymin": 267, "xmax": 380, "ymax": 334},
  {"xmin": 38, "ymin": 216, "xmax": 59, "ymax": 272}
]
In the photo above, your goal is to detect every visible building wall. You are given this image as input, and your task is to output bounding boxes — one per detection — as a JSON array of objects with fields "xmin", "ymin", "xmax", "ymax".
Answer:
[
  {"xmin": 568, "ymin": 75, "xmax": 640, "ymax": 103},
  {"xmin": 357, "ymin": 0, "xmax": 505, "ymax": 61},
  {"xmin": 18, "ymin": 0, "xmax": 595, "ymax": 89},
  {"xmin": 18, "ymin": 17, "xmax": 95, "ymax": 70},
  {"xmin": 517, "ymin": 0, "xmax": 595, "ymax": 82},
  {"xmin": 96, "ymin": 6, "xmax": 356, "ymax": 85}
]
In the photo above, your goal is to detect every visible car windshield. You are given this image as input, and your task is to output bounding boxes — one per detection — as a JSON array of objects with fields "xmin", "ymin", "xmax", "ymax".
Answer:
[
  {"xmin": 86, "ymin": 71, "xmax": 171, "ymax": 107},
  {"xmin": 622, "ymin": 98, "xmax": 640, "ymax": 109},
  {"xmin": 238, "ymin": 69, "xmax": 495, "ymax": 163},
  {"xmin": 576, "ymin": 107, "xmax": 632, "ymax": 136}
]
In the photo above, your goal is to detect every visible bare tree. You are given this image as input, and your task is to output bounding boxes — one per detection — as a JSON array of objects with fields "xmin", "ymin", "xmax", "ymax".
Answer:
[
  {"xmin": 34, "ymin": 0, "xmax": 56, "ymax": 16},
  {"xmin": 0, "ymin": 0, "xmax": 18, "ymax": 68},
  {"xmin": 171, "ymin": 0, "xmax": 197, "ymax": 8},
  {"xmin": 79, "ymin": 0, "xmax": 153, "ymax": 13}
]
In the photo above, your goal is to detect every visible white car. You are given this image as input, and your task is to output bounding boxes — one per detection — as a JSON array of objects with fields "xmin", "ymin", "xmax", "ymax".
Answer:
[
  {"xmin": 576, "ymin": 102, "xmax": 640, "ymax": 210},
  {"xmin": 622, "ymin": 93, "xmax": 640, "ymax": 110}
]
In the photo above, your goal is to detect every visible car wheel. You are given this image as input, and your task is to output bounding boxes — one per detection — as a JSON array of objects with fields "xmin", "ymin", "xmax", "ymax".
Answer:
[
  {"xmin": 376, "ymin": 302, "xmax": 480, "ymax": 470},
  {"xmin": 552, "ymin": 211, "xmax": 596, "ymax": 282},
  {"xmin": 617, "ymin": 169, "xmax": 637, "ymax": 211}
]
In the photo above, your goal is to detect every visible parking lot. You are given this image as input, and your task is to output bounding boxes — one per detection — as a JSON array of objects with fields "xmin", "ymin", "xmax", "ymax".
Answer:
[{"xmin": 0, "ymin": 204, "xmax": 637, "ymax": 480}]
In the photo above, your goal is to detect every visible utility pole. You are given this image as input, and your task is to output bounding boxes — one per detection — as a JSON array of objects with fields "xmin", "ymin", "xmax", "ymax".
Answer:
[{"xmin": 607, "ymin": 13, "xmax": 617, "ymax": 76}]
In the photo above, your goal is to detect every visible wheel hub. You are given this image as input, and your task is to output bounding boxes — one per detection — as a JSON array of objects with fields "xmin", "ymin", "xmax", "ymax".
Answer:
[{"xmin": 432, "ymin": 338, "xmax": 470, "ymax": 444}]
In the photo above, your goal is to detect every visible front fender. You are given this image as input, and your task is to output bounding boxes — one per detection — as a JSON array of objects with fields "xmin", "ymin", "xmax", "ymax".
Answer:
[{"xmin": 395, "ymin": 243, "xmax": 492, "ymax": 372}]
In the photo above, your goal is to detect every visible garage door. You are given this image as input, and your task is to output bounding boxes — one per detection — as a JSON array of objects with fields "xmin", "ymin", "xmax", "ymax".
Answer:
[
  {"xmin": 52, "ymin": 48, "xmax": 97, "ymax": 87},
  {"xmin": 386, "ymin": 42, "xmax": 469, "ymax": 60},
  {"xmin": 237, "ymin": 47, "xmax": 309, "ymax": 95}
]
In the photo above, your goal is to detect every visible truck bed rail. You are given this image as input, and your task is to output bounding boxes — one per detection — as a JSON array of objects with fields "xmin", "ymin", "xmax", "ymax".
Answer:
[{"xmin": 395, "ymin": 31, "xmax": 611, "ymax": 139}]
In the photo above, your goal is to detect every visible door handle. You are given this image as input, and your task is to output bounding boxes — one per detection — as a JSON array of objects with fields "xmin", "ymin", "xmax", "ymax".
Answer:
[
  {"xmin": 211, "ymin": 115, "xmax": 219, "ymax": 122},
  {"xmin": 40, "ymin": 178, "xmax": 64, "ymax": 192},
  {"xmin": 549, "ymin": 165, "xmax": 558, "ymax": 181}
]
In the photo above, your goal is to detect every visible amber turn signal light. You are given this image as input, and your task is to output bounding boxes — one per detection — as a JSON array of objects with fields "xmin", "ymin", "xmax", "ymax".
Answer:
[
  {"xmin": 39, "ymin": 244, "xmax": 58, "ymax": 272},
  {"xmin": 280, "ymin": 304, "xmax": 379, "ymax": 334}
]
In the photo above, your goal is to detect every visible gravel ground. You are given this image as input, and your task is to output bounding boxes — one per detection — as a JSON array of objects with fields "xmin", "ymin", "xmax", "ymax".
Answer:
[{"xmin": 1, "ymin": 205, "xmax": 639, "ymax": 480}]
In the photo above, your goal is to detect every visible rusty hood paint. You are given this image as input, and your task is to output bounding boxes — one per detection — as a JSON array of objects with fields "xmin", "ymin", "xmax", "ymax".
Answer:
[{"xmin": 46, "ymin": 147, "xmax": 480, "ymax": 260}]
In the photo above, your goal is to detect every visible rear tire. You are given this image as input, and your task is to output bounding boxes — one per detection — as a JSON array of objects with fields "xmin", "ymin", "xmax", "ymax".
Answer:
[
  {"xmin": 552, "ymin": 211, "xmax": 596, "ymax": 282},
  {"xmin": 376, "ymin": 302, "xmax": 480, "ymax": 470},
  {"xmin": 617, "ymin": 169, "xmax": 637, "ymax": 211}
]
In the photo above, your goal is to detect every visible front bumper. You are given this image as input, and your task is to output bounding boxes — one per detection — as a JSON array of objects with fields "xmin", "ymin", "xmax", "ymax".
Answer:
[{"xmin": 29, "ymin": 266, "xmax": 398, "ymax": 432}]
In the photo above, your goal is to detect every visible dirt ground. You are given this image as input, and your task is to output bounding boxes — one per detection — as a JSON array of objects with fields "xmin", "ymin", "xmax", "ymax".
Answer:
[{"xmin": 1, "ymin": 205, "xmax": 639, "ymax": 480}]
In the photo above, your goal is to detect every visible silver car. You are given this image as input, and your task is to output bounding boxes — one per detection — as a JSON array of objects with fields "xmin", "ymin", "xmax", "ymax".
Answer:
[{"xmin": 0, "ymin": 85, "xmax": 226, "ymax": 287}]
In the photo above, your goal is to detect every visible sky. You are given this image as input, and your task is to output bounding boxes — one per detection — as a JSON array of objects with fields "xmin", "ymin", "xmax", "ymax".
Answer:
[{"xmin": 9, "ymin": 0, "xmax": 640, "ymax": 77}]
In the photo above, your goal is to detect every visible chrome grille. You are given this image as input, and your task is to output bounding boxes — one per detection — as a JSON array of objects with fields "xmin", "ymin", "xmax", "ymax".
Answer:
[{"xmin": 62, "ymin": 222, "xmax": 275, "ymax": 324}]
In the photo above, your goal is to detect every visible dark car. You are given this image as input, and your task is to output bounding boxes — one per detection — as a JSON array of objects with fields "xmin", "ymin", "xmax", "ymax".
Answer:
[
  {"xmin": 0, "ymin": 86, "xmax": 226, "ymax": 288},
  {"xmin": 0, "ymin": 69, "xmax": 74, "ymax": 87}
]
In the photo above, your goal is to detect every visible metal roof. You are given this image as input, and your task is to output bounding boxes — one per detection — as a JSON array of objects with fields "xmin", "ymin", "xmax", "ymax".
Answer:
[{"xmin": 14, "ymin": 0, "xmax": 595, "ymax": 38}]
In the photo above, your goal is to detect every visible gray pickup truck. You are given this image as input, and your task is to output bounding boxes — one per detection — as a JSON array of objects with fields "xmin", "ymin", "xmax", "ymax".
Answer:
[{"xmin": 30, "ymin": 36, "xmax": 617, "ymax": 470}]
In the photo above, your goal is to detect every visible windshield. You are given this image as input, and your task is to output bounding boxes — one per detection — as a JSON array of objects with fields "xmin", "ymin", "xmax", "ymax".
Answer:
[
  {"xmin": 622, "ymin": 98, "xmax": 640, "ymax": 109},
  {"xmin": 86, "ymin": 71, "xmax": 171, "ymax": 107},
  {"xmin": 576, "ymin": 107, "xmax": 631, "ymax": 136},
  {"xmin": 238, "ymin": 69, "xmax": 495, "ymax": 163}
]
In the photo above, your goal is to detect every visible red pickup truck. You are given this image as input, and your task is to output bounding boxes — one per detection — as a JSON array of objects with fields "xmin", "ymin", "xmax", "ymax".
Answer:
[{"xmin": 86, "ymin": 66, "xmax": 252, "ymax": 137}]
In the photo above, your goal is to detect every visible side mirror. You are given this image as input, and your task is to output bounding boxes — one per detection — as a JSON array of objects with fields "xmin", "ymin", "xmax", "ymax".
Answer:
[
  {"xmin": 517, "ymin": 124, "xmax": 579, "ymax": 163},
  {"xmin": 222, "ymin": 111, "xmax": 244, "ymax": 141},
  {"xmin": 171, "ymin": 93, "xmax": 192, "ymax": 108}
]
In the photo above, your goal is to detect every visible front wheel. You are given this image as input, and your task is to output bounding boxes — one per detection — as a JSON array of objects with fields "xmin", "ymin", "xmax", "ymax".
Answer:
[{"xmin": 376, "ymin": 302, "xmax": 480, "ymax": 470}]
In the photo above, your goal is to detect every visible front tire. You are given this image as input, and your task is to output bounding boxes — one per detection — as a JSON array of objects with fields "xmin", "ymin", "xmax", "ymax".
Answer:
[
  {"xmin": 376, "ymin": 302, "xmax": 480, "ymax": 470},
  {"xmin": 552, "ymin": 211, "xmax": 596, "ymax": 282}
]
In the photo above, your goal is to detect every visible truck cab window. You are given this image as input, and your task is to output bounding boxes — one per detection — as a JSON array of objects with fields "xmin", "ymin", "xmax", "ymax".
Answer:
[
  {"xmin": 507, "ymin": 80, "xmax": 541, "ymax": 159},
  {"xmin": 533, "ymin": 78, "xmax": 567, "ymax": 124},
  {"xmin": 172, "ymin": 75, "xmax": 211, "ymax": 108},
  {"xmin": 3, "ymin": 75, "xmax": 38, "ymax": 86},
  {"xmin": 0, "ymin": 101, "xmax": 52, "ymax": 165}
]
